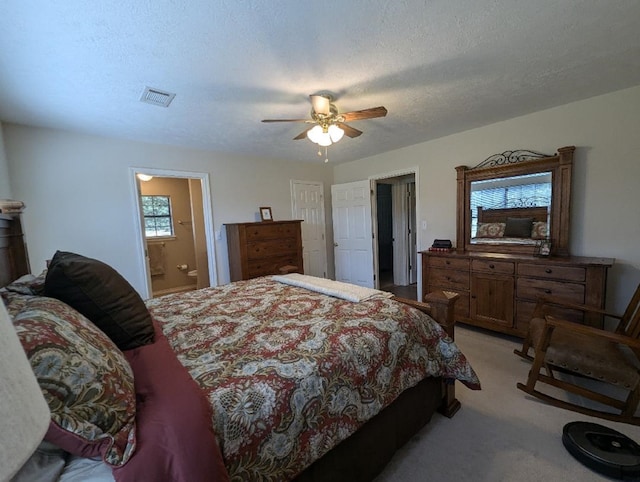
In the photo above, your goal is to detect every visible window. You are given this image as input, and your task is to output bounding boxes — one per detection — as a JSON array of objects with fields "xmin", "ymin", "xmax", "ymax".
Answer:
[{"xmin": 141, "ymin": 195, "xmax": 174, "ymax": 238}]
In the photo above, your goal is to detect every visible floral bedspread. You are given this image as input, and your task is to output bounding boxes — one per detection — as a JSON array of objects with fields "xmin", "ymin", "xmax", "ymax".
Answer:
[{"xmin": 146, "ymin": 276, "xmax": 479, "ymax": 481}]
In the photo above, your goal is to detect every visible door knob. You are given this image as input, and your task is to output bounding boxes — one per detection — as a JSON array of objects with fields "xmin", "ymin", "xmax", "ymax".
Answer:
[{"xmin": 334, "ymin": 242, "xmax": 339, "ymax": 247}]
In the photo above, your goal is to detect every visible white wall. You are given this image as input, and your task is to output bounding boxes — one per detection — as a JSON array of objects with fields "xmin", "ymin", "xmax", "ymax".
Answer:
[
  {"xmin": 334, "ymin": 85, "xmax": 640, "ymax": 314},
  {"xmin": 0, "ymin": 125, "xmax": 12, "ymax": 199},
  {"xmin": 3, "ymin": 125, "xmax": 334, "ymax": 296}
]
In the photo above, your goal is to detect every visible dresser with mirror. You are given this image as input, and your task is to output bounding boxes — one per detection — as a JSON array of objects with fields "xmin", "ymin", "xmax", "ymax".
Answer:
[{"xmin": 421, "ymin": 146, "xmax": 614, "ymax": 337}]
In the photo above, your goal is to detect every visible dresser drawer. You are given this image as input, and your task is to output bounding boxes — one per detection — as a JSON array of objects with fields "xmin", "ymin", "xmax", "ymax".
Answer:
[
  {"xmin": 247, "ymin": 255, "xmax": 299, "ymax": 278},
  {"xmin": 247, "ymin": 239, "xmax": 298, "ymax": 259},
  {"xmin": 518, "ymin": 263, "xmax": 586, "ymax": 282},
  {"xmin": 517, "ymin": 278, "xmax": 585, "ymax": 304},
  {"xmin": 471, "ymin": 259, "xmax": 514, "ymax": 275},
  {"xmin": 227, "ymin": 221, "xmax": 303, "ymax": 282},
  {"xmin": 428, "ymin": 267, "xmax": 469, "ymax": 291},
  {"xmin": 245, "ymin": 223, "xmax": 298, "ymax": 240},
  {"xmin": 428, "ymin": 256, "xmax": 469, "ymax": 270},
  {"xmin": 516, "ymin": 300, "xmax": 585, "ymax": 332}
]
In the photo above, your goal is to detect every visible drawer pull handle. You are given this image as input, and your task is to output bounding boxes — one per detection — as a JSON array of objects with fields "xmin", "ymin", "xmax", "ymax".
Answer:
[
  {"xmin": 446, "ymin": 261, "xmax": 450, "ymax": 265},
  {"xmin": 489, "ymin": 264, "xmax": 495, "ymax": 269},
  {"xmin": 545, "ymin": 268, "xmax": 552, "ymax": 274},
  {"xmin": 544, "ymin": 289, "xmax": 552, "ymax": 294}
]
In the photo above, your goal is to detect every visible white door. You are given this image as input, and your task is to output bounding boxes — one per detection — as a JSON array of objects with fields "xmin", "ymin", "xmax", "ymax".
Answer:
[
  {"xmin": 291, "ymin": 180, "xmax": 328, "ymax": 278},
  {"xmin": 392, "ymin": 182, "xmax": 410, "ymax": 286},
  {"xmin": 331, "ymin": 180, "xmax": 374, "ymax": 288}
]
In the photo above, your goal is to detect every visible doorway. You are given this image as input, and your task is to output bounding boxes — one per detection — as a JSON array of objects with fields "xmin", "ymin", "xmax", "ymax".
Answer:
[
  {"xmin": 130, "ymin": 168, "xmax": 217, "ymax": 299},
  {"xmin": 374, "ymin": 173, "xmax": 417, "ymax": 299},
  {"xmin": 330, "ymin": 169, "xmax": 419, "ymax": 296}
]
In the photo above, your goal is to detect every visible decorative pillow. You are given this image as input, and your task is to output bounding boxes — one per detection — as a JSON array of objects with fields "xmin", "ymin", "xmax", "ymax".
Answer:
[
  {"xmin": 503, "ymin": 217, "xmax": 534, "ymax": 238},
  {"xmin": 531, "ymin": 221, "xmax": 548, "ymax": 240},
  {"xmin": 11, "ymin": 296, "xmax": 137, "ymax": 466},
  {"xmin": 475, "ymin": 222, "xmax": 505, "ymax": 238},
  {"xmin": 44, "ymin": 251, "xmax": 154, "ymax": 350}
]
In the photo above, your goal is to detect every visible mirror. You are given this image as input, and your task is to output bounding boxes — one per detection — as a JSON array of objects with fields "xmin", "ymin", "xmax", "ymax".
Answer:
[{"xmin": 456, "ymin": 146, "xmax": 574, "ymax": 256}]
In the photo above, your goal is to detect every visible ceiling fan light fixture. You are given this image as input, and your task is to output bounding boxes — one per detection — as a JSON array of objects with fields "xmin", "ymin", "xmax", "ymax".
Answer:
[
  {"xmin": 307, "ymin": 124, "xmax": 343, "ymax": 146},
  {"xmin": 317, "ymin": 134, "xmax": 332, "ymax": 147},
  {"xmin": 307, "ymin": 125, "xmax": 324, "ymax": 144},
  {"xmin": 328, "ymin": 124, "xmax": 344, "ymax": 143}
]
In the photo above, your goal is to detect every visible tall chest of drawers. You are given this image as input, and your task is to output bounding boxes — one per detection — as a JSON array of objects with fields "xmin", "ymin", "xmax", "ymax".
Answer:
[
  {"xmin": 226, "ymin": 220, "xmax": 304, "ymax": 281},
  {"xmin": 421, "ymin": 251, "xmax": 613, "ymax": 337}
]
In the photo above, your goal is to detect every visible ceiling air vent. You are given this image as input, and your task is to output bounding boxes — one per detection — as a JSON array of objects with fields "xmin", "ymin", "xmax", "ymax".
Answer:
[{"xmin": 140, "ymin": 87, "xmax": 176, "ymax": 108}]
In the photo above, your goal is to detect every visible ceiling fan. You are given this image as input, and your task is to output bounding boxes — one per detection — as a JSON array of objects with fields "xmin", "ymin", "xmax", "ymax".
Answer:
[{"xmin": 261, "ymin": 94, "xmax": 387, "ymax": 147}]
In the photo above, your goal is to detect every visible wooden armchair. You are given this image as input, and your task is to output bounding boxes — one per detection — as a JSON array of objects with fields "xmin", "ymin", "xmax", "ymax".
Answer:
[{"xmin": 514, "ymin": 283, "xmax": 640, "ymax": 425}]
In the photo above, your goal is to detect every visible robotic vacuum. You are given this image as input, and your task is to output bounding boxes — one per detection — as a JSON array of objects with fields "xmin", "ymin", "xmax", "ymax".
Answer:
[{"xmin": 563, "ymin": 421, "xmax": 640, "ymax": 479}]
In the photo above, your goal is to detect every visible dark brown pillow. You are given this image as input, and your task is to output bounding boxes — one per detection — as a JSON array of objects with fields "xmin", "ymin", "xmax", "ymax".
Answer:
[
  {"xmin": 44, "ymin": 251, "xmax": 154, "ymax": 350},
  {"xmin": 503, "ymin": 217, "xmax": 534, "ymax": 238}
]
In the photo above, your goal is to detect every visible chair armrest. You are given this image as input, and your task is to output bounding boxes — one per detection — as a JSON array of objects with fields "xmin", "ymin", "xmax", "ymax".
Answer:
[
  {"xmin": 535, "ymin": 296, "xmax": 622, "ymax": 319},
  {"xmin": 545, "ymin": 316, "xmax": 640, "ymax": 350}
]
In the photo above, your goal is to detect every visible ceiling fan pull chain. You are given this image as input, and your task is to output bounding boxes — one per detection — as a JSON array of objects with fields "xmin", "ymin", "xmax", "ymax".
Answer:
[{"xmin": 324, "ymin": 146, "xmax": 329, "ymax": 163}]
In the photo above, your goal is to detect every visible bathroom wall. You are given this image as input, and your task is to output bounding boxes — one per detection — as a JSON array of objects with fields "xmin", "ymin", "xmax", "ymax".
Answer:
[
  {"xmin": 140, "ymin": 177, "xmax": 197, "ymax": 296},
  {"xmin": 189, "ymin": 178, "xmax": 209, "ymax": 289}
]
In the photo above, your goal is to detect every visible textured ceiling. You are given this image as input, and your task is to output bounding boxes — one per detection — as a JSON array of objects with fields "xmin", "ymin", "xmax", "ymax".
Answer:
[{"xmin": 1, "ymin": 1, "xmax": 640, "ymax": 164}]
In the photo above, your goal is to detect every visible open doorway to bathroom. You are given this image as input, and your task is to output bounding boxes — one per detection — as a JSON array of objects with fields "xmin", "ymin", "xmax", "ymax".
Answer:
[{"xmin": 131, "ymin": 168, "xmax": 217, "ymax": 299}]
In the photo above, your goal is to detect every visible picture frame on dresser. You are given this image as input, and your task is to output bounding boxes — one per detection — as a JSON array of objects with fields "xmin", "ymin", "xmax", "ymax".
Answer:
[
  {"xmin": 259, "ymin": 206, "xmax": 273, "ymax": 222},
  {"xmin": 534, "ymin": 239, "xmax": 552, "ymax": 257}
]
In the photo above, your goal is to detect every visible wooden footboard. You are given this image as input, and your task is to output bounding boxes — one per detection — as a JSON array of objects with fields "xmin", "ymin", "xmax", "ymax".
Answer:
[{"xmin": 393, "ymin": 290, "xmax": 461, "ymax": 417}]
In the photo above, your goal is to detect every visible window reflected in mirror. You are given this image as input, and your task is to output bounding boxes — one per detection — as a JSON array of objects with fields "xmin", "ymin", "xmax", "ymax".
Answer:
[{"xmin": 470, "ymin": 172, "xmax": 551, "ymax": 244}]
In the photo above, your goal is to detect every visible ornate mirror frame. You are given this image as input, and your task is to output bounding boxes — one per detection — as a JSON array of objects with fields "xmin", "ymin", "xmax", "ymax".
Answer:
[{"xmin": 456, "ymin": 146, "xmax": 574, "ymax": 256}]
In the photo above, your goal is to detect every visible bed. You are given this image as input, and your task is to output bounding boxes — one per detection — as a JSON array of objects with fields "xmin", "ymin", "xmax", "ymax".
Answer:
[
  {"xmin": 1, "ymin": 212, "xmax": 480, "ymax": 482},
  {"xmin": 471, "ymin": 206, "xmax": 548, "ymax": 245}
]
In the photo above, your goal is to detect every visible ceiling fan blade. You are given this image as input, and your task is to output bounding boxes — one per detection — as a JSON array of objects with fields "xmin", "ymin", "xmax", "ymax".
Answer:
[
  {"xmin": 293, "ymin": 127, "xmax": 313, "ymax": 140},
  {"xmin": 310, "ymin": 95, "xmax": 331, "ymax": 115},
  {"xmin": 340, "ymin": 106, "xmax": 388, "ymax": 122},
  {"xmin": 261, "ymin": 118, "xmax": 310, "ymax": 123},
  {"xmin": 337, "ymin": 122, "xmax": 363, "ymax": 138}
]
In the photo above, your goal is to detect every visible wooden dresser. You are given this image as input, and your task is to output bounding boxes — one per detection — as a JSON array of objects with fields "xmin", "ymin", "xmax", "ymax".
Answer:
[
  {"xmin": 421, "ymin": 250, "xmax": 614, "ymax": 337},
  {"xmin": 225, "ymin": 220, "xmax": 303, "ymax": 281}
]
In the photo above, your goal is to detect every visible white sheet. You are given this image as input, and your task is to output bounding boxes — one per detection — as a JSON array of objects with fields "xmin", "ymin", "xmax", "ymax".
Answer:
[
  {"xmin": 12, "ymin": 441, "xmax": 114, "ymax": 482},
  {"xmin": 272, "ymin": 273, "xmax": 393, "ymax": 302}
]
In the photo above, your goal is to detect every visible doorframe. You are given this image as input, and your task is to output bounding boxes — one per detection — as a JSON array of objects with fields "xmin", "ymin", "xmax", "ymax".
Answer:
[
  {"xmin": 129, "ymin": 167, "xmax": 218, "ymax": 299},
  {"xmin": 369, "ymin": 167, "xmax": 420, "ymax": 296}
]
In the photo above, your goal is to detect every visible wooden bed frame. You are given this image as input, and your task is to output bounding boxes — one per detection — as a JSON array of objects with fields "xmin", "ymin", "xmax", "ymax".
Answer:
[
  {"xmin": 0, "ymin": 213, "xmax": 29, "ymax": 287},
  {"xmin": 477, "ymin": 205, "xmax": 548, "ymax": 224},
  {"xmin": 0, "ymin": 212, "xmax": 461, "ymax": 482}
]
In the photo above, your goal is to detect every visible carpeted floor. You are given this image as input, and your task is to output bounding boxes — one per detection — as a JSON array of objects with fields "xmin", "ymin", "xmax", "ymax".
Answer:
[{"xmin": 375, "ymin": 325, "xmax": 640, "ymax": 481}]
